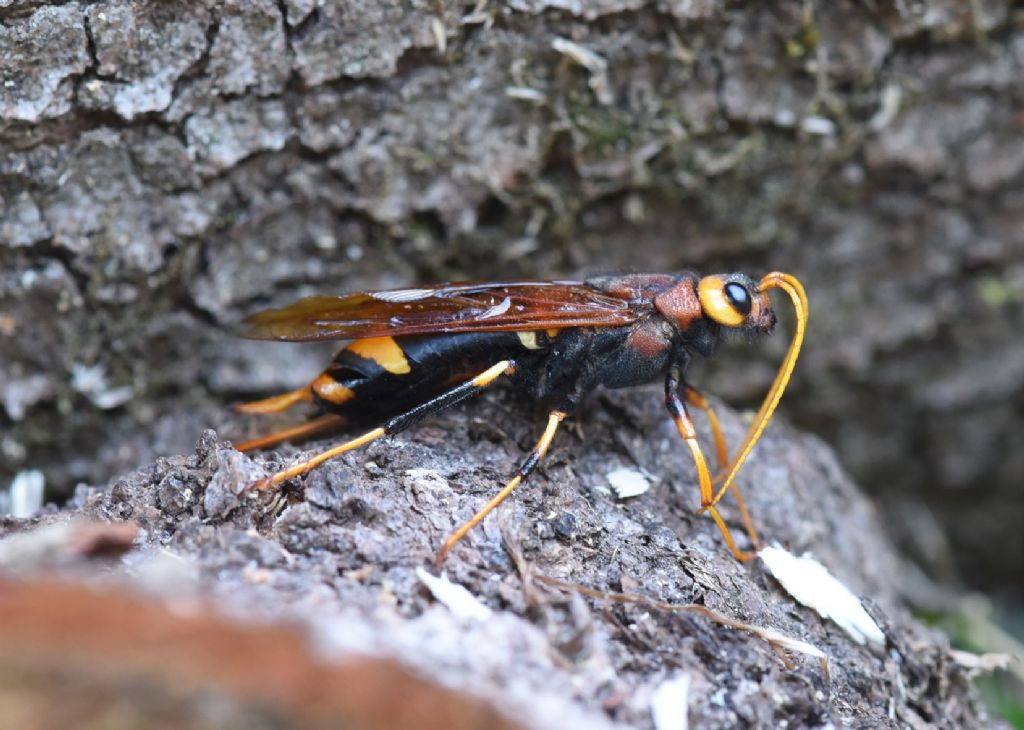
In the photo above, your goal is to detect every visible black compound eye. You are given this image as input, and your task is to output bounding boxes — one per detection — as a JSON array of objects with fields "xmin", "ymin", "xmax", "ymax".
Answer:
[{"xmin": 724, "ymin": 282, "xmax": 752, "ymax": 315}]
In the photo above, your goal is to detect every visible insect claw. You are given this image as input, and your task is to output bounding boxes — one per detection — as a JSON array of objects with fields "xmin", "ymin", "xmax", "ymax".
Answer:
[{"xmin": 239, "ymin": 477, "xmax": 271, "ymax": 495}]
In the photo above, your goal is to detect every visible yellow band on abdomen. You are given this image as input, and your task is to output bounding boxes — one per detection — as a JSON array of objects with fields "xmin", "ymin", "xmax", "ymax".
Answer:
[{"xmin": 348, "ymin": 336, "xmax": 412, "ymax": 375}]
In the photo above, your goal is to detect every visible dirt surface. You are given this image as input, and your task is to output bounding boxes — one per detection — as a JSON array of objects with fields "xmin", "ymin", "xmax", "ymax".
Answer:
[{"xmin": 0, "ymin": 391, "xmax": 1002, "ymax": 728}]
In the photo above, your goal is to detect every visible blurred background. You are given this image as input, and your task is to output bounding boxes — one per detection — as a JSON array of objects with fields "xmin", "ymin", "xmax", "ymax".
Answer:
[{"xmin": 2, "ymin": 0, "xmax": 1022, "ymax": 716}]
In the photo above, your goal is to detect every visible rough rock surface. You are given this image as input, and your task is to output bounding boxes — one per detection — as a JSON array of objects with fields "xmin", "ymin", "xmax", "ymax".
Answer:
[{"xmin": 0, "ymin": 392, "xmax": 1000, "ymax": 728}]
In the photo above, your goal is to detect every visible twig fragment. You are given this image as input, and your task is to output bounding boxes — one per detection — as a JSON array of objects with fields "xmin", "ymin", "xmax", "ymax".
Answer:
[
  {"xmin": 552, "ymin": 37, "xmax": 612, "ymax": 105},
  {"xmin": 530, "ymin": 572, "xmax": 830, "ymax": 681},
  {"xmin": 499, "ymin": 505, "xmax": 829, "ymax": 679}
]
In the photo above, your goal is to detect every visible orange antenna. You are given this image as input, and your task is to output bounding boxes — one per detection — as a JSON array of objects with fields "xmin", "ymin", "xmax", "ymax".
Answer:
[{"xmin": 702, "ymin": 272, "xmax": 808, "ymax": 513}]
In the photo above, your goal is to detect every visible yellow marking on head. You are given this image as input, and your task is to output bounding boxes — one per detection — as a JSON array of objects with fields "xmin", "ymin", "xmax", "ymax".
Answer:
[
  {"xmin": 517, "ymin": 331, "xmax": 542, "ymax": 350},
  {"xmin": 348, "ymin": 336, "xmax": 411, "ymax": 375},
  {"xmin": 311, "ymin": 374, "xmax": 356, "ymax": 404},
  {"xmin": 545, "ymin": 329, "xmax": 561, "ymax": 338},
  {"xmin": 698, "ymin": 275, "xmax": 746, "ymax": 327}
]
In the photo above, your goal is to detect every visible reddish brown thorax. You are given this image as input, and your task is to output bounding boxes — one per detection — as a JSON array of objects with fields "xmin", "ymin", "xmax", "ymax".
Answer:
[
  {"xmin": 653, "ymin": 277, "xmax": 703, "ymax": 333},
  {"xmin": 591, "ymin": 273, "xmax": 676, "ymax": 301}
]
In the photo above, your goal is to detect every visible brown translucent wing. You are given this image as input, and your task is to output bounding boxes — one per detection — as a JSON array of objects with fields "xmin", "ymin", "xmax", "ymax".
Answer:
[{"xmin": 241, "ymin": 280, "xmax": 643, "ymax": 341}]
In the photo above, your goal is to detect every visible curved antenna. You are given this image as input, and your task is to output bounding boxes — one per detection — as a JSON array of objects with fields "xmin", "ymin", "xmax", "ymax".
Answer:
[{"xmin": 701, "ymin": 272, "xmax": 808, "ymax": 515}]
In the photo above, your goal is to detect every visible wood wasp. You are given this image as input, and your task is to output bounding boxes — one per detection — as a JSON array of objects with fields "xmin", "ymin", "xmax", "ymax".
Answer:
[{"xmin": 233, "ymin": 271, "xmax": 808, "ymax": 564}]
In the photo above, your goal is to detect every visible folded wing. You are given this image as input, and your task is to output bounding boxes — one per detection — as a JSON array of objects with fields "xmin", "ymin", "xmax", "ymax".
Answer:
[{"xmin": 241, "ymin": 280, "xmax": 643, "ymax": 341}]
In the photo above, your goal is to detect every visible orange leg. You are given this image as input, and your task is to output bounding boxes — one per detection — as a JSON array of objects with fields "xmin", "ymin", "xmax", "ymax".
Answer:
[
  {"xmin": 683, "ymin": 385, "xmax": 728, "ymax": 469},
  {"xmin": 683, "ymin": 385, "xmax": 760, "ymax": 550},
  {"xmin": 666, "ymin": 372, "xmax": 757, "ymax": 561},
  {"xmin": 234, "ymin": 386, "xmax": 312, "ymax": 414},
  {"xmin": 436, "ymin": 410, "xmax": 565, "ymax": 565},
  {"xmin": 243, "ymin": 360, "xmax": 515, "ymax": 494},
  {"xmin": 235, "ymin": 413, "xmax": 346, "ymax": 453},
  {"xmin": 235, "ymin": 369, "xmax": 359, "ymax": 451}
]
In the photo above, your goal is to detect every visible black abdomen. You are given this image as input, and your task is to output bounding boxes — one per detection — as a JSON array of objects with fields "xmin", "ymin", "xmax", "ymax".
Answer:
[{"xmin": 309, "ymin": 331, "xmax": 554, "ymax": 425}]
